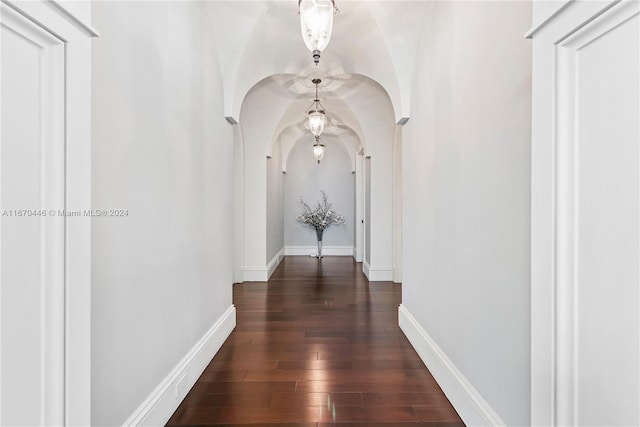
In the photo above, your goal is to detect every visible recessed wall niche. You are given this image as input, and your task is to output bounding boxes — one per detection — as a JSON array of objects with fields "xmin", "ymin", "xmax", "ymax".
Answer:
[{"xmin": 284, "ymin": 135, "xmax": 355, "ymax": 252}]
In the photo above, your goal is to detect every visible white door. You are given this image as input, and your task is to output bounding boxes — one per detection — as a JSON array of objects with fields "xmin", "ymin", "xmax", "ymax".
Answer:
[
  {"xmin": 530, "ymin": 1, "xmax": 640, "ymax": 425},
  {"xmin": 1, "ymin": 3, "xmax": 66, "ymax": 425}
]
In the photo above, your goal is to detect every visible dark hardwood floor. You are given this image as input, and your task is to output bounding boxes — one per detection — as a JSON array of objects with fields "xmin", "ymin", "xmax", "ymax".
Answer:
[{"xmin": 167, "ymin": 256, "xmax": 464, "ymax": 426}]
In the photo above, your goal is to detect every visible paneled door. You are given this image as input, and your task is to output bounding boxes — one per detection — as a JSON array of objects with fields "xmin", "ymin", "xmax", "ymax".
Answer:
[
  {"xmin": 1, "ymin": 4, "xmax": 65, "ymax": 425},
  {"xmin": 0, "ymin": 1, "xmax": 94, "ymax": 424},
  {"xmin": 530, "ymin": 0, "xmax": 640, "ymax": 425}
]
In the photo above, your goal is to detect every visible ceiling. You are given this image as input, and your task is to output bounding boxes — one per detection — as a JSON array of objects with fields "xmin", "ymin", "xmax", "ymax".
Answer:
[{"xmin": 203, "ymin": 0, "xmax": 430, "ymax": 166}]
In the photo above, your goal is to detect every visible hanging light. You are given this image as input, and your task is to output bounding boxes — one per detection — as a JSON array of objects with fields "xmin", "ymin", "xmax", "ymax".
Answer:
[
  {"xmin": 299, "ymin": 0, "xmax": 337, "ymax": 65},
  {"xmin": 313, "ymin": 136, "xmax": 325, "ymax": 164},
  {"xmin": 306, "ymin": 79, "xmax": 327, "ymax": 164},
  {"xmin": 308, "ymin": 78, "xmax": 326, "ymax": 137}
]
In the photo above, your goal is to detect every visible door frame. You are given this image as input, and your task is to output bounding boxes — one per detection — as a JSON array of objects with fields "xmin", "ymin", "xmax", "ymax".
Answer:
[
  {"xmin": 528, "ymin": 0, "xmax": 639, "ymax": 424},
  {"xmin": 1, "ymin": 1, "xmax": 97, "ymax": 424},
  {"xmin": 354, "ymin": 149, "xmax": 364, "ymax": 262}
]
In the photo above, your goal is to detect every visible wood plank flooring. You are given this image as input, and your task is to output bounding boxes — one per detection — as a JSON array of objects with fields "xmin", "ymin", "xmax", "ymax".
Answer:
[{"xmin": 167, "ymin": 256, "xmax": 464, "ymax": 426}]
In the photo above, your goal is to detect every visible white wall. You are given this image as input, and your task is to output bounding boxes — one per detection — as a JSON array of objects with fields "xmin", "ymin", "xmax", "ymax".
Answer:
[
  {"xmin": 284, "ymin": 135, "xmax": 355, "ymax": 249},
  {"xmin": 401, "ymin": 1, "xmax": 532, "ymax": 425},
  {"xmin": 340, "ymin": 81, "xmax": 395, "ymax": 279},
  {"xmin": 364, "ymin": 158, "xmax": 372, "ymax": 264},
  {"xmin": 354, "ymin": 152, "xmax": 364, "ymax": 262},
  {"xmin": 239, "ymin": 80, "xmax": 293, "ymax": 279},
  {"xmin": 266, "ymin": 140, "xmax": 284, "ymax": 262},
  {"xmin": 233, "ymin": 124, "xmax": 244, "ymax": 283},
  {"xmin": 91, "ymin": 2, "xmax": 234, "ymax": 425},
  {"xmin": 392, "ymin": 125, "xmax": 403, "ymax": 283}
]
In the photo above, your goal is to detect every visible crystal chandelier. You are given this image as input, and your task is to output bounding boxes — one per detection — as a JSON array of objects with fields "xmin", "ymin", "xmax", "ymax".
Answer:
[
  {"xmin": 307, "ymin": 78, "xmax": 326, "ymax": 137},
  {"xmin": 313, "ymin": 137, "xmax": 325, "ymax": 164},
  {"xmin": 299, "ymin": 0, "xmax": 337, "ymax": 65}
]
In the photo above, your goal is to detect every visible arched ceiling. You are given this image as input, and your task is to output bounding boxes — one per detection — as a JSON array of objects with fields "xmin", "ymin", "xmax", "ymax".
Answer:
[
  {"xmin": 282, "ymin": 132, "xmax": 359, "ymax": 173},
  {"xmin": 208, "ymin": 1, "xmax": 427, "ymax": 172},
  {"xmin": 267, "ymin": 73, "xmax": 368, "ymax": 150},
  {"xmin": 204, "ymin": 0, "xmax": 430, "ymax": 123},
  {"xmin": 241, "ymin": 72, "xmax": 393, "ymax": 171}
]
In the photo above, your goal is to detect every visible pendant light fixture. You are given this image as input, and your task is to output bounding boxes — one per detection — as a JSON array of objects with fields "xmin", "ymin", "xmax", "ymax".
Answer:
[
  {"xmin": 313, "ymin": 136, "xmax": 325, "ymax": 164},
  {"xmin": 299, "ymin": 0, "xmax": 337, "ymax": 65},
  {"xmin": 308, "ymin": 78, "xmax": 326, "ymax": 138}
]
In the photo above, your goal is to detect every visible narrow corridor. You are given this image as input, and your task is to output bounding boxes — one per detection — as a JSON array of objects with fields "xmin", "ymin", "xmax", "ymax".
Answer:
[{"xmin": 167, "ymin": 257, "xmax": 464, "ymax": 426}]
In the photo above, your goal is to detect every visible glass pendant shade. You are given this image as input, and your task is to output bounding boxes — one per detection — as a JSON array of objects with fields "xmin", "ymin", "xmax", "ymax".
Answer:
[
  {"xmin": 307, "ymin": 78, "xmax": 327, "ymax": 137},
  {"xmin": 299, "ymin": 0, "xmax": 336, "ymax": 64},
  {"xmin": 308, "ymin": 110, "xmax": 326, "ymax": 137},
  {"xmin": 313, "ymin": 139, "xmax": 325, "ymax": 164}
]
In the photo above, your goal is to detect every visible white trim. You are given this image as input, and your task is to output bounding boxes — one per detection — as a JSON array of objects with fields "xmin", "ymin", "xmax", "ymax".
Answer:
[
  {"xmin": 47, "ymin": 0, "xmax": 100, "ymax": 37},
  {"xmin": 363, "ymin": 261, "xmax": 393, "ymax": 282},
  {"xmin": 362, "ymin": 260, "xmax": 393, "ymax": 282},
  {"xmin": 525, "ymin": 0, "xmax": 620, "ymax": 40},
  {"xmin": 3, "ymin": 0, "xmax": 99, "ymax": 38},
  {"xmin": 392, "ymin": 266, "xmax": 402, "ymax": 284},
  {"xmin": 354, "ymin": 153, "xmax": 364, "ymax": 263},
  {"xmin": 242, "ymin": 267, "xmax": 268, "ymax": 282},
  {"xmin": 243, "ymin": 265, "xmax": 268, "ymax": 282},
  {"xmin": 0, "ymin": 6, "xmax": 66, "ymax": 424},
  {"xmin": 122, "ymin": 305, "xmax": 236, "ymax": 427},
  {"xmin": 242, "ymin": 248, "xmax": 284, "ymax": 282},
  {"xmin": 529, "ymin": 1, "xmax": 640, "ymax": 424},
  {"xmin": 363, "ymin": 259, "xmax": 371, "ymax": 278},
  {"xmin": 392, "ymin": 125, "xmax": 403, "ymax": 285},
  {"xmin": 267, "ymin": 247, "xmax": 285, "ymax": 278},
  {"xmin": 1, "ymin": 1, "xmax": 95, "ymax": 423},
  {"xmin": 284, "ymin": 245, "xmax": 354, "ymax": 257},
  {"xmin": 525, "ymin": 0, "xmax": 573, "ymax": 39},
  {"xmin": 232, "ymin": 125, "xmax": 244, "ymax": 284},
  {"xmin": 398, "ymin": 305, "xmax": 505, "ymax": 426},
  {"xmin": 63, "ymin": 16, "xmax": 94, "ymax": 427}
]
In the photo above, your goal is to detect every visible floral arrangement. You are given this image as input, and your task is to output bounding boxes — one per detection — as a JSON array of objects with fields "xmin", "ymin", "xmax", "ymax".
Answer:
[{"xmin": 296, "ymin": 191, "xmax": 345, "ymax": 232}]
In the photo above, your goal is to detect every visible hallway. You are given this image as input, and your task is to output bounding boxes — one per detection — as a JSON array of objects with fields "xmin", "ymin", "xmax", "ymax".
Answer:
[
  {"xmin": 167, "ymin": 257, "xmax": 464, "ymax": 426},
  {"xmin": 2, "ymin": 0, "xmax": 639, "ymax": 424}
]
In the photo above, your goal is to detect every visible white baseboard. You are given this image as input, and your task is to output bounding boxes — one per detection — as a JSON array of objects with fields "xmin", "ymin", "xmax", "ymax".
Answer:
[
  {"xmin": 123, "ymin": 305, "xmax": 236, "ymax": 427},
  {"xmin": 284, "ymin": 245, "xmax": 354, "ymax": 256},
  {"xmin": 353, "ymin": 246, "xmax": 363, "ymax": 262},
  {"xmin": 362, "ymin": 260, "xmax": 393, "ymax": 281},
  {"xmin": 242, "ymin": 267, "xmax": 268, "ymax": 282},
  {"xmin": 363, "ymin": 259, "xmax": 371, "ymax": 278},
  {"xmin": 398, "ymin": 304, "xmax": 505, "ymax": 426},
  {"xmin": 242, "ymin": 248, "xmax": 284, "ymax": 282},
  {"xmin": 267, "ymin": 247, "xmax": 285, "ymax": 278},
  {"xmin": 393, "ymin": 266, "xmax": 402, "ymax": 284},
  {"xmin": 369, "ymin": 267, "xmax": 393, "ymax": 281}
]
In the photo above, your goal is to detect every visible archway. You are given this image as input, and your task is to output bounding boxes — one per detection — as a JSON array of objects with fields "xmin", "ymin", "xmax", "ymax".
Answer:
[{"xmin": 234, "ymin": 73, "xmax": 398, "ymax": 282}]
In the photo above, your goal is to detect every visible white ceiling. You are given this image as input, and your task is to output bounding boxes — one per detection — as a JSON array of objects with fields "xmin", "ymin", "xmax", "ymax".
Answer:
[{"xmin": 204, "ymin": 0, "xmax": 430, "ymax": 167}]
